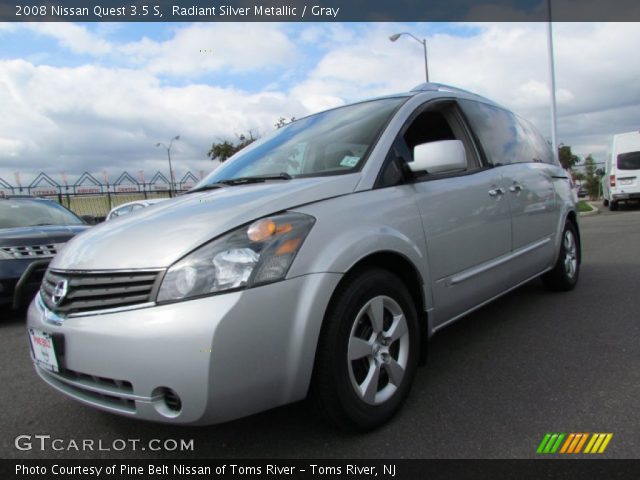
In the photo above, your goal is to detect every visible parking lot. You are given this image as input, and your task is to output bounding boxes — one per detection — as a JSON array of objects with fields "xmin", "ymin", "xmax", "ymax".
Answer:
[{"xmin": 2, "ymin": 205, "xmax": 639, "ymax": 459}]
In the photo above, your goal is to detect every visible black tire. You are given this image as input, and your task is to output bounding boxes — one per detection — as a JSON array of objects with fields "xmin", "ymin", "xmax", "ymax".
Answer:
[
  {"xmin": 603, "ymin": 198, "xmax": 609, "ymax": 207},
  {"xmin": 542, "ymin": 221, "xmax": 580, "ymax": 291},
  {"xmin": 311, "ymin": 268, "xmax": 420, "ymax": 431},
  {"xmin": 610, "ymin": 200, "xmax": 618, "ymax": 211}
]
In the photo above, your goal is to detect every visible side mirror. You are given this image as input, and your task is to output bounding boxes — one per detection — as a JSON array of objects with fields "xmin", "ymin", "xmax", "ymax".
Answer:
[{"xmin": 409, "ymin": 140, "xmax": 467, "ymax": 175}]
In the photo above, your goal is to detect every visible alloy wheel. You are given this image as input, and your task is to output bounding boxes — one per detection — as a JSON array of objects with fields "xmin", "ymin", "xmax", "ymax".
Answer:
[
  {"xmin": 563, "ymin": 229, "xmax": 578, "ymax": 280},
  {"xmin": 347, "ymin": 295, "xmax": 410, "ymax": 405}
]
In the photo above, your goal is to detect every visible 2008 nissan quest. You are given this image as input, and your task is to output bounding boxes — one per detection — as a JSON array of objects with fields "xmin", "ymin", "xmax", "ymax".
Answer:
[{"xmin": 27, "ymin": 83, "xmax": 581, "ymax": 430}]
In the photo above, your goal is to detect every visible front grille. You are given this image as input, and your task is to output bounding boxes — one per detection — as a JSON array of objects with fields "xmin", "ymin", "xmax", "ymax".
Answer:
[
  {"xmin": 2, "ymin": 244, "xmax": 62, "ymax": 259},
  {"xmin": 61, "ymin": 367, "xmax": 134, "ymax": 393},
  {"xmin": 38, "ymin": 366, "xmax": 136, "ymax": 413},
  {"xmin": 41, "ymin": 269, "xmax": 162, "ymax": 315}
]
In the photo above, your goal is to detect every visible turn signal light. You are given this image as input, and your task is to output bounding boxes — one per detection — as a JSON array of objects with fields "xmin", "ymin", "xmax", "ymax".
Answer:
[
  {"xmin": 247, "ymin": 219, "xmax": 277, "ymax": 242},
  {"xmin": 247, "ymin": 218, "xmax": 295, "ymax": 242},
  {"xmin": 276, "ymin": 238, "xmax": 302, "ymax": 255}
]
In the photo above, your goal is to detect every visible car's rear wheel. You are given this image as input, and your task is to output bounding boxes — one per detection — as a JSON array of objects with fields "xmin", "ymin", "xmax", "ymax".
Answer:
[
  {"xmin": 603, "ymin": 198, "xmax": 609, "ymax": 207},
  {"xmin": 311, "ymin": 268, "xmax": 420, "ymax": 431},
  {"xmin": 542, "ymin": 221, "xmax": 580, "ymax": 291},
  {"xmin": 610, "ymin": 200, "xmax": 619, "ymax": 211}
]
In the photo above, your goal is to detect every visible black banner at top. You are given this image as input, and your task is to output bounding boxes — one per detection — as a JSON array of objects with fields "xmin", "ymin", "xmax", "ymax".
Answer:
[{"xmin": 2, "ymin": 0, "xmax": 640, "ymax": 22}]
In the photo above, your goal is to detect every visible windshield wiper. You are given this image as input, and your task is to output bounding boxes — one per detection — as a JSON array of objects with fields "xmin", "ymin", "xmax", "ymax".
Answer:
[
  {"xmin": 217, "ymin": 173, "xmax": 292, "ymax": 185},
  {"xmin": 187, "ymin": 173, "xmax": 292, "ymax": 193}
]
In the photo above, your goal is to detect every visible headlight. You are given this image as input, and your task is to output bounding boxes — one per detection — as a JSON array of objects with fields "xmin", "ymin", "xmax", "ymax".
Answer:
[{"xmin": 157, "ymin": 213, "xmax": 315, "ymax": 302}]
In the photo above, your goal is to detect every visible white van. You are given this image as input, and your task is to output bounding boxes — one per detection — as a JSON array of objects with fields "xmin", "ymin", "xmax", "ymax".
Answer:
[{"xmin": 602, "ymin": 131, "xmax": 640, "ymax": 210}]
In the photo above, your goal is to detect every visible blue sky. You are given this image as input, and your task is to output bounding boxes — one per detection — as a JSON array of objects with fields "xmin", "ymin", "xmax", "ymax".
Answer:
[{"xmin": 0, "ymin": 22, "xmax": 638, "ymax": 185}]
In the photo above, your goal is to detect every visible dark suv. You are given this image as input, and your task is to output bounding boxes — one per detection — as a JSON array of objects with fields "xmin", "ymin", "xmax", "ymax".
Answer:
[{"xmin": 0, "ymin": 196, "xmax": 89, "ymax": 309}]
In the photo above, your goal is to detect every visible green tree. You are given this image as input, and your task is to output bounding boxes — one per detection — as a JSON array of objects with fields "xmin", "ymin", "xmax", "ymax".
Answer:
[
  {"xmin": 207, "ymin": 131, "xmax": 257, "ymax": 163},
  {"xmin": 275, "ymin": 117, "xmax": 295, "ymax": 129},
  {"xmin": 573, "ymin": 171, "xmax": 586, "ymax": 182},
  {"xmin": 207, "ymin": 116, "xmax": 296, "ymax": 162},
  {"xmin": 583, "ymin": 154, "xmax": 601, "ymax": 199},
  {"xmin": 558, "ymin": 144, "xmax": 579, "ymax": 170}
]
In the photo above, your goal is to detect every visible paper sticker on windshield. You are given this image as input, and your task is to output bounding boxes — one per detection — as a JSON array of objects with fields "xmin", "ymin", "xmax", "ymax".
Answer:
[{"xmin": 340, "ymin": 156, "xmax": 360, "ymax": 167}]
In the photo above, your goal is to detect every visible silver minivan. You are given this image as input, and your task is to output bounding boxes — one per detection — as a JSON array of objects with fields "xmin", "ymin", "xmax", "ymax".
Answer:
[{"xmin": 27, "ymin": 83, "xmax": 580, "ymax": 430}]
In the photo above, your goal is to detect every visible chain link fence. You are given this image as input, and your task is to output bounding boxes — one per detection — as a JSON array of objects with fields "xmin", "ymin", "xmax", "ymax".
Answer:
[
  {"xmin": 56, "ymin": 191, "xmax": 174, "ymax": 221},
  {"xmin": 0, "ymin": 170, "xmax": 202, "ymax": 222}
]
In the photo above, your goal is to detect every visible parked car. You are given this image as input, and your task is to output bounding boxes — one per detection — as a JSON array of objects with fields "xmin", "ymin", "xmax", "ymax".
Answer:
[
  {"xmin": 577, "ymin": 187, "xmax": 588, "ymax": 198},
  {"xmin": 602, "ymin": 131, "xmax": 640, "ymax": 210},
  {"xmin": 27, "ymin": 83, "xmax": 580, "ymax": 430},
  {"xmin": 1, "ymin": 197, "xmax": 89, "ymax": 310},
  {"xmin": 106, "ymin": 198, "xmax": 167, "ymax": 221}
]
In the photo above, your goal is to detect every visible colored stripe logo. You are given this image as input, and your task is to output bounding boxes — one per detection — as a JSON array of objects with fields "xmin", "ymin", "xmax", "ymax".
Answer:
[{"xmin": 537, "ymin": 433, "xmax": 613, "ymax": 454}]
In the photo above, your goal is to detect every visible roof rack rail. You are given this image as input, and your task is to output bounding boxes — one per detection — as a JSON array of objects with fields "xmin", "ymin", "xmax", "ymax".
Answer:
[{"xmin": 410, "ymin": 82, "xmax": 476, "ymax": 96}]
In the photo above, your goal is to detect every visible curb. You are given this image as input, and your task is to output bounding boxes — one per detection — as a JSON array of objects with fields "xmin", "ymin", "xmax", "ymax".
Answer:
[{"xmin": 579, "ymin": 202, "xmax": 600, "ymax": 217}]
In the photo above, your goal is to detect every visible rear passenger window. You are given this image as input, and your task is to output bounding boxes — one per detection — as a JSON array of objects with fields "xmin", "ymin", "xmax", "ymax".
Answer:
[
  {"xmin": 459, "ymin": 100, "xmax": 543, "ymax": 166},
  {"xmin": 517, "ymin": 116, "xmax": 556, "ymax": 165}
]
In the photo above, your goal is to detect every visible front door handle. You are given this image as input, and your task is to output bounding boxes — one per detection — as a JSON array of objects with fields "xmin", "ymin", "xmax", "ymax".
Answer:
[
  {"xmin": 488, "ymin": 188, "xmax": 505, "ymax": 197},
  {"xmin": 509, "ymin": 184, "xmax": 523, "ymax": 193}
]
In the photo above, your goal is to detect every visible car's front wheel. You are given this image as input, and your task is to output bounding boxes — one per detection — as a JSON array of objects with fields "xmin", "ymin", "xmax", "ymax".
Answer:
[{"xmin": 311, "ymin": 268, "xmax": 420, "ymax": 431}]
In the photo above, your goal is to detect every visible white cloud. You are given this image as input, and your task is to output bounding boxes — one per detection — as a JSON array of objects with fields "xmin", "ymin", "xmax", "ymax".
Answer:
[
  {"xmin": 292, "ymin": 22, "xmax": 640, "ymax": 160},
  {"xmin": 0, "ymin": 59, "xmax": 307, "ymax": 182},
  {"xmin": 25, "ymin": 23, "xmax": 113, "ymax": 55},
  {"xmin": 12, "ymin": 22, "xmax": 299, "ymax": 77},
  {"xmin": 120, "ymin": 22, "xmax": 298, "ymax": 76},
  {"xmin": 2, "ymin": 21, "xmax": 640, "ymax": 186}
]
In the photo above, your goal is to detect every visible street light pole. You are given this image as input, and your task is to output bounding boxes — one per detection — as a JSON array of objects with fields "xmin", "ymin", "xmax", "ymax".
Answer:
[
  {"xmin": 156, "ymin": 135, "xmax": 180, "ymax": 197},
  {"xmin": 389, "ymin": 32, "xmax": 429, "ymax": 83},
  {"xmin": 546, "ymin": 0, "xmax": 559, "ymax": 163}
]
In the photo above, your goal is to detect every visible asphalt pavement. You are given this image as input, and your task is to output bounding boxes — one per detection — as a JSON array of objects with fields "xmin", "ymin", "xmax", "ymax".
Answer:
[{"xmin": 1, "ymin": 203, "xmax": 639, "ymax": 459}]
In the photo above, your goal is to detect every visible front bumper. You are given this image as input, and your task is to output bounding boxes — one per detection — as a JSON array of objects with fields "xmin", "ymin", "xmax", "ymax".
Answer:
[{"xmin": 27, "ymin": 272, "xmax": 341, "ymax": 425}]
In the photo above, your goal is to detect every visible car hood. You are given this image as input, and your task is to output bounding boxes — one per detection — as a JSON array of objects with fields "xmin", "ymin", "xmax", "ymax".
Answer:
[
  {"xmin": 0, "ymin": 225, "xmax": 90, "ymax": 246},
  {"xmin": 51, "ymin": 175, "xmax": 359, "ymax": 270}
]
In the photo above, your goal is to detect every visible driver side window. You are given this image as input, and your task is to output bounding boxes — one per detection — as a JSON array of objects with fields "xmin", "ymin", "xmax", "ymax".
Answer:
[
  {"xmin": 404, "ymin": 110, "xmax": 455, "ymax": 158},
  {"xmin": 404, "ymin": 105, "xmax": 480, "ymax": 171},
  {"xmin": 377, "ymin": 102, "xmax": 481, "ymax": 187}
]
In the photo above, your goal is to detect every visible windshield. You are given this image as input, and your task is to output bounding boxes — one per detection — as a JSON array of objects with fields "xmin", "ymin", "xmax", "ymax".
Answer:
[
  {"xmin": 197, "ymin": 97, "xmax": 406, "ymax": 186},
  {"xmin": 0, "ymin": 199, "xmax": 84, "ymax": 229},
  {"xmin": 617, "ymin": 151, "xmax": 640, "ymax": 170}
]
